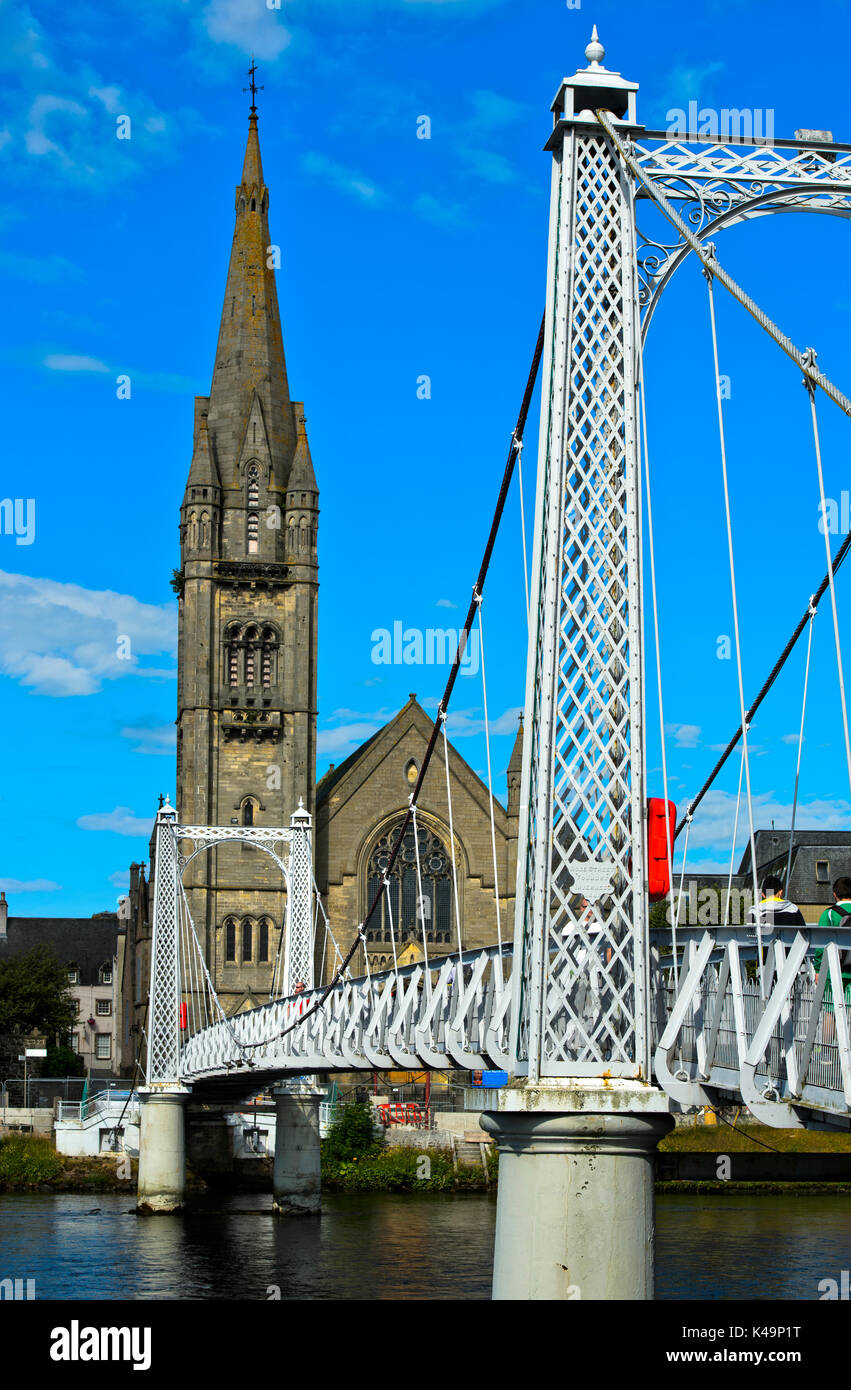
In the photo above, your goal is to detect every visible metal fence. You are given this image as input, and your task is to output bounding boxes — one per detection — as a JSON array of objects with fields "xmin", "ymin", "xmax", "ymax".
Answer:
[{"xmin": 1, "ymin": 1076, "xmax": 126, "ymax": 1111}]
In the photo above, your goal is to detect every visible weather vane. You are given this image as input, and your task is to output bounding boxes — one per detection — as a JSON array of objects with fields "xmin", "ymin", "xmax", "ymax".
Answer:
[{"xmin": 243, "ymin": 58, "xmax": 263, "ymax": 115}]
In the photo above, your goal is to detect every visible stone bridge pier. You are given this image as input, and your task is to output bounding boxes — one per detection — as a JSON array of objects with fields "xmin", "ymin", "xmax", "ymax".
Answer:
[
  {"xmin": 272, "ymin": 1084, "xmax": 322, "ymax": 1216},
  {"xmin": 136, "ymin": 1087, "xmax": 190, "ymax": 1215}
]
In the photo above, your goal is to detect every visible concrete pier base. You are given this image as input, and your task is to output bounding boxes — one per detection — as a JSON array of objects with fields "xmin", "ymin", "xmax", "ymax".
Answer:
[
  {"xmin": 136, "ymin": 1086, "xmax": 189, "ymax": 1214},
  {"xmin": 272, "ymin": 1086, "xmax": 322, "ymax": 1216},
  {"xmin": 482, "ymin": 1082, "xmax": 674, "ymax": 1300}
]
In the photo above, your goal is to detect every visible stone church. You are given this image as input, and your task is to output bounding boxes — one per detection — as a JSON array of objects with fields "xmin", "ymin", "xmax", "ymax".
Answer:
[{"xmin": 121, "ymin": 104, "xmax": 521, "ymax": 1047}]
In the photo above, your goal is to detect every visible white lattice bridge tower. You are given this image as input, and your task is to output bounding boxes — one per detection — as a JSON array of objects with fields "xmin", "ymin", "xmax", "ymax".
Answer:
[
  {"xmin": 484, "ymin": 27, "xmax": 851, "ymax": 1300},
  {"xmin": 136, "ymin": 797, "xmax": 315, "ymax": 1213}
]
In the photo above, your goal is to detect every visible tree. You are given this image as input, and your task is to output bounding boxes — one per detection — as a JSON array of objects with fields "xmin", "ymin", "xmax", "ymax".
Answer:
[
  {"xmin": 0, "ymin": 946, "xmax": 77, "ymax": 1074},
  {"xmin": 323, "ymin": 1102, "xmax": 381, "ymax": 1162},
  {"xmin": 44, "ymin": 1044, "xmax": 85, "ymax": 1078}
]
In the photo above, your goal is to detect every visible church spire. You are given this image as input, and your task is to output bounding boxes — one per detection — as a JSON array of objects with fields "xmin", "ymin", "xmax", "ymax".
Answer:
[{"xmin": 205, "ymin": 92, "xmax": 295, "ymax": 482}]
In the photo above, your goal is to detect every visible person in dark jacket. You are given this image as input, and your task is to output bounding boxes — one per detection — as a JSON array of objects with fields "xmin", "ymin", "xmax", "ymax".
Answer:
[{"xmin": 747, "ymin": 874, "xmax": 805, "ymax": 933}]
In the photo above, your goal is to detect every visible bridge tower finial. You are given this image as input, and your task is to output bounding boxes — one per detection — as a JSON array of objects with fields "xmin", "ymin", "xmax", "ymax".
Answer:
[{"xmin": 585, "ymin": 25, "xmax": 605, "ymax": 68}]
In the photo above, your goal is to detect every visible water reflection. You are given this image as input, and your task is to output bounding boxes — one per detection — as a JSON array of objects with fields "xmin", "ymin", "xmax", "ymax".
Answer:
[{"xmin": 1, "ymin": 1191, "xmax": 849, "ymax": 1301}]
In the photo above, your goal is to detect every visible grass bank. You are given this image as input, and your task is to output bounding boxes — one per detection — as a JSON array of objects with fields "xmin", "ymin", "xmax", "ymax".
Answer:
[
  {"xmin": 659, "ymin": 1122, "xmax": 851, "ymax": 1154},
  {"xmin": 0, "ymin": 1134, "xmax": 135, "ymax": 1193}
]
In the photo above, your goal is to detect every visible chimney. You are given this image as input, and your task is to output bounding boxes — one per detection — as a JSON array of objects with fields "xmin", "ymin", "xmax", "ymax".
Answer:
[{"xmin": 0, "ymin": 891, "xmax": 7, "ymax": 938}]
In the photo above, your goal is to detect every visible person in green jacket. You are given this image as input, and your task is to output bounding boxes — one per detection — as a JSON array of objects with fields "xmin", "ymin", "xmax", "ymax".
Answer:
[{"xmin": 814, "ymin": 877, "xmax": 851, "ymax": 1007}]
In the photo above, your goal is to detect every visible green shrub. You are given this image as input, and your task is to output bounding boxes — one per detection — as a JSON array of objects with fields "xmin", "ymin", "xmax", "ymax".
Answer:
[
  {"xmin": 322, "ymin": 1102, "xmax": 382, "ymax": 1163},
  {"xmin": 0, "ymin": 1134, "xmax": 62, "ymax": 1185},
  {"xmin": 322, "ymin": 1143, "xmax": 496, "ymax": 1192}
]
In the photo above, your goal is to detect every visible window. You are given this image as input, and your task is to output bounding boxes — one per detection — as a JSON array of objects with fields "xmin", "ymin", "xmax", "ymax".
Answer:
[
  {"xmin": 95, "ymin": 1036, "xmax": 111, "ymax": 1061},
  {"xmin": 366, "ymin": 820, "xmax": 454, "ymax": 947},
  {"xmin": 225, "ymin": 919, "xmax": 236, "ymax": 962},
  {"xmin": 68, "ymin": 966, "xmax": 78, "ymax": 985},
  {"xmin": 99, "ymin": 965, "xmax": 112, "ymax": 985},
  {"xmin": 96, "ymin": 1000, "xmax": 111, "ymax": 1017},
  {"xmin": 242, "ymin": 919, "xmax": 253, "ymax": 962},
  {"xmin": 242, "ymin": 799, "xmax": 256, "ymax": 827},
  {"xmin": 244, "ymin": 626, "xmax": 258, "ymax": 686},
  {"xmin": 261, "ymin": 626, "xmax": 277, "ymax": 691},
  {"xmin": 72, "ymin": 1034, "xmax": 80, "ymax": 1054},
  {"xmin": 258, "ymin": 919, "xmax": 270, "ymax": 963},
  {"xmin": 817, "ymin": 859, "xmax": 831, "ymax": 882},
  {"xmin": 70, "ymin": 998, "xmax": 80, "ymax": 1015},
  {"xmin": 247, "ymin": 511, "xmax": 259, "ymax": 554}
]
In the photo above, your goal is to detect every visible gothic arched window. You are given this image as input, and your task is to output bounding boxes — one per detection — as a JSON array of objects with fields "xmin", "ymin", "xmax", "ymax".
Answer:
[
  {"xmin": 366, "ymin": 820, "xmax": 453, "ymax": 948},
  {"xmin": 244, "ymin": 626, "xmax": 258, "ymax": 687},
  {"xmin": 225, "ymin": 919, "xmax": 236, "ymax": 962},
  {"xmin": 242, "ymin": 919, "xmax": 253, "ymax": 961},
  {"xmin": 260, "ymin": 625, "xmax": 278, "ymax": 690},
  {"xmin": 258, "ymin": 919, "xmax": 270, "ymax": 963},
  {"xmin": 225, "ymin": 625, "xmax": 241, "ymax": 688}
]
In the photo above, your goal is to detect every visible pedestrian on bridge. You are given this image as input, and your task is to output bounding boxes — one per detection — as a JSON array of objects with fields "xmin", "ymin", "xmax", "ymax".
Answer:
[
  {"xmin": 814, "ymin": 878, "xmax": 851, "ymax": 1003},
  {"xmin": 747, "ymin": 875, "xmax": 806, "ymax": 933}
]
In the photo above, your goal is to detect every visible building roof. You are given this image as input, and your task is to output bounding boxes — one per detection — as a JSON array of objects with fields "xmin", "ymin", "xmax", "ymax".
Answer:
[
  {"xmin": 0, "ymin": 916, "xmax": 120, "ymax": 987},
  {"xmin": 737, "ymin": 829, "xmax": 851, "ymax": 877}
]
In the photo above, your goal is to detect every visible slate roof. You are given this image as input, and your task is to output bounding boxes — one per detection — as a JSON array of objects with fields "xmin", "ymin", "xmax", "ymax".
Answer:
[{"xmin": 0, "ymin": 916, "xmax": 120, "ymax": 987}]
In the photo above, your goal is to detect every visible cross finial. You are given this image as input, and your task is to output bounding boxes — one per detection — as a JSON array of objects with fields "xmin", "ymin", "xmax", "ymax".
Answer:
[{"xmin": 243, "ymin": 57, "xmax": 264, "ymax": 115}]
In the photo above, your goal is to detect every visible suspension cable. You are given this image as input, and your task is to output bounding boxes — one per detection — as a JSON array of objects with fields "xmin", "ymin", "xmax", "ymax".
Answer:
[
  {"xmin": 596, "ymin": 109, "xmax": 851, "ymax": 420},
  {"xmin": 805, "ymin": 368, "xmax": 851, "ymax": 799},
  {"xmin": 705, "ymin": 269, "xmax": 764, "ymax": 996},
  {"xmin": 597, "ymin": 108, "xmax": 851, "ymax": 834},
  {"xmin": 724, "ymin": 745, "xmax": 745, "ymax": 927},
  {"xmin": 267, "ymin": 313, "xmax": 546, "ymax": 1040},
  {"xmin": 475, "ymin": 591, "xmax": 504, "ymax": 961},
  {"xmin": 785, "ymin": 601, "xmax": 816, "ymax": 895},
  {"xmin": 675, "ymin": 527, "xmax": 851, "ymax": 836},
  {"xmin": 410, "ymin": 801, "xmax": 432, "ymax": 1000},
  {"xmin": 639, "ymin": 359, "xmax": 678, "ymax": 985},
  {"xmin": 515, "ymin": 431, "xmax": 531, "ymax": 625}
]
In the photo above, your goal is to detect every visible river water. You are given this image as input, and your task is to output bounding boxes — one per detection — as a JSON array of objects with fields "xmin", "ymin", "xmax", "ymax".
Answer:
[{"xmin": 1, "ymin": 1191, "xmax": 848, "ymax": 1300}]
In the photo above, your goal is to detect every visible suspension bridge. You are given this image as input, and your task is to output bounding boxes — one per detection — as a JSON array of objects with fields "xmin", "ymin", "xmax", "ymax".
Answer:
[{"xmin": 137, "ymin": 30, "xmax": 851, "ymax": 1299}]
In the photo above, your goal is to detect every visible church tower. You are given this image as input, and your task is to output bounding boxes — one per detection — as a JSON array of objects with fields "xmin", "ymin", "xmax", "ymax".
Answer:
[{"xmin": 176, "ymin": 92, "xmax": 318, "ymax": 1010}]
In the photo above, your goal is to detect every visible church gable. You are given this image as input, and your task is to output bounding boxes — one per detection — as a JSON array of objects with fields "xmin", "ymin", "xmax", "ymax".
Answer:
[
  {"xmin": 315, "ymin": 695, "xmax": 517, "ymax": 922},
  {"xmin": 317, "ymin": 696, "xmax": 510, "ymax": 838}
]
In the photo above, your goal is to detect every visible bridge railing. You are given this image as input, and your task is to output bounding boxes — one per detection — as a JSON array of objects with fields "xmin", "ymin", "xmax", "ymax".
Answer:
[
  {"xmin": 179, "ymin": 943, "xmax": 514, "ymax": 1080},
  {"xmin": 652, "ymin": 927, "xmax": 851, "ymax": 1125}
]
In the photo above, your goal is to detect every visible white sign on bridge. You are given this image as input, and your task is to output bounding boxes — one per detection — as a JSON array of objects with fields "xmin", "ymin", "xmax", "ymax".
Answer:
[{"xmin": 567, "ymin": 860, "xmax": 614, "ymax": 902}]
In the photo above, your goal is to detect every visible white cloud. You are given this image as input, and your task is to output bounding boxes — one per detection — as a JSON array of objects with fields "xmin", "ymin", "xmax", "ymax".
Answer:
[
  {"xmin": 435, "ymin": 597, "xmax": 458, "ymax": 608},
  {"xmin": 0, "ymin": 6, "xmax": 183, "ymax": 189},
  {"xmin": 201, "ymin": 0, "xmax": 293, "ymax": 58},
  {"xmin": 25, "ymin": 93, "xmax": 88, "ymax": 164},
  {"xmin": 0, "ymin": 571, "xmax": 176, "ymax": 697},
  {"xmin": 684, "ymin": 789, "xmax": 851, "ymax": 856},
  {"xmin": 88, "ymin": 85, "xmax": 122, "ymax": 115},
  {"xmin": 0, "ymin": 877, "xmax": 61, "ymax": 892},
  {"xmin": 43, "ymin": 353, "xmax": 109, "ymax": 373},
  {"xmin": 0, "ymin": 251, "xmax": 82, "ymax": 284},
  {"xmin": 109, "ymin": 870, "xmax": 130, "ymax": 889},
  {"xmin": 77, "ymin": 807, "xmax": 153, "ymax": 838},
  {"xmin": 441, "ymin": 704, "xmax": 522, "ymax": 738},
  {"xmin": 657, "ymin": 58, "xmax": 725, "ymax": 114},
  {"xmin": 457, "ymin": 146, "xmax": 517, "ymax": 184},
  {"xmin": 318, "ymin": 721, "xmax": 384, "ymax": 757},
  {"xmin": 666, "ymin": 722, "xmax": 701, "ymax": 749},
  {"xmin": 303, "ymin": 151, "xmax": 388, "ymax": 206},
  {"xmin": 413, "ymin": 193, "xmax": 467, "ymax": 227},
  {"xmin": 121, "ymin": 724, "xmax": 177, "ymax": 756}
]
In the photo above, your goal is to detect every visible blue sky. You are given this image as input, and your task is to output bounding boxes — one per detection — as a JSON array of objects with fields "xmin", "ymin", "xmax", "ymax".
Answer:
[{"xmin": 1, "ymin": 0, "xmax": 851, "ymax": 917}]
